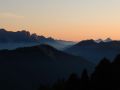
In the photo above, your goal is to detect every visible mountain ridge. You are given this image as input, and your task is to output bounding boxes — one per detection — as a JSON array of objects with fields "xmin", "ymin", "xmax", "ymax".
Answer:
[
  {"xmin": 65, "ymin": 40, "xmax": 120, "ymax": 64},
  {"xmin": 0, "ymin": 29, "xmax": 76, "ymax": 50},
  {"xmin": 0, "ymin": 44, "xmax": 94, "ymax": 90}
]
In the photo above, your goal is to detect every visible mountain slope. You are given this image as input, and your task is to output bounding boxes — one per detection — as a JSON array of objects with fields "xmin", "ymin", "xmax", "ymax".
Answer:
[
  {"xmin": 65, "ymin": 40, "xmax": 120, "ymax": 64},
  {"xmin": 0, "ymin": 44, "xmax": 93, "ymax": 90},
  {"xmin": 0, "ymin": 29, "xmax": 75, "ymax": 50}
]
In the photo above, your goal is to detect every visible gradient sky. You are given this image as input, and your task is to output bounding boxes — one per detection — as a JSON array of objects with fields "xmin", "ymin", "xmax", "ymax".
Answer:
[{"xmin": 0, "ymin": 0, "xmax": 120, "ymax": 41}]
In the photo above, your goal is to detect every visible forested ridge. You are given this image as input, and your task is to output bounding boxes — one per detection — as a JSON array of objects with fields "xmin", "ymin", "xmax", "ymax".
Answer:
[{"xmin": 39, "ymin": 55, "xmax": 120, "ymax": 90}]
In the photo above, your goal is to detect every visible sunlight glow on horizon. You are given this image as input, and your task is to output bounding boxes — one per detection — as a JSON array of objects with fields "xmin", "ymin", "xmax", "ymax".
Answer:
[{"xmin": 0, "ymin": 0, "xmax": 120, "ymax": 41}]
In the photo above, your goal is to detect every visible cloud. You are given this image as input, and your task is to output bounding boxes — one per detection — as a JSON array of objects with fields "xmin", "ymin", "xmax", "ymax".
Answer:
[{"xmin": 0, "ymin": 12, "xmax": 24, "ymax": 19}]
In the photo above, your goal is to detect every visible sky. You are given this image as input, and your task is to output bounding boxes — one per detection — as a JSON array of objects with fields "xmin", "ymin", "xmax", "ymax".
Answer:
[{"xmin": 0, "ymin": 0, "xmax": 120, "ymax": 41}]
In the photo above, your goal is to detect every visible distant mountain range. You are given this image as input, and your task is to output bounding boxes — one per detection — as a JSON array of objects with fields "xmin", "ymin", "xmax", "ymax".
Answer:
[
  {"xmin": 0, "ymin": 44, "xmax": 93, "ymax": 90},
  {"xmin": 0, "ymin": 29, "xmax": 76, "ymax": 50},
  {"xmin": 65, "ymin": 39, "xmax": 120, "ymax": 64},
  {"xmin": 1, "ymin": 28, "xmax": 120, "ymax": 90},
  {"xmin": 1, "ymin": 28, "xmax": 120, "ymax": 64},
  {"xmin": 95, "ymin": 38, "xmax": 112, "ymax": 43}
]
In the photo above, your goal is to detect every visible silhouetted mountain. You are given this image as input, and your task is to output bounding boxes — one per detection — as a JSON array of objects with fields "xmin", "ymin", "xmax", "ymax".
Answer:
[
  {"xmin": 95, "ymin": 39, "xmax": 103, "ymax": 43},
  {"xmin": 40, "ymin": 55, "xmax": 120, "ymax": 90},
  {"xmin": 0, "ymin": 29, "xmax": 75, "ymax": 50},
  {"xmin": 74, "ymin": 39, "xmax": 97, "ymax": 46},
  {"xmin": 95, "ymin": 38, "xmax": 112, "ymax": 43},
  {"xmin": 0, "ymin": 29, "xmax": 57, "ymax": 43},
  {"xmin": 104, "ymin": 38, "xmax": 112, "ymax": 42},
  {"xmin": 0, "ymin": 44, "xmax": 93, "ymax": 90},
  {"xmin": 65, "ymin": 40, "xmax": 120, "ymax": 64}
]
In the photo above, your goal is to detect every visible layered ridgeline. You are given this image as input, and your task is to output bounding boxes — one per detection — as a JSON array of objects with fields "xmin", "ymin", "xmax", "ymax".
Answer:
[
  {"xmin": 0, "ymin": 29, "xmax": 75, "ymax": 50},
  {"xmin": 0, "ymin": 44, "xmax": 93, "ymax": 90},
  {"xmin": 65, "ymin": 39, "xmax": 120, "ymax": 64},
  {"xmin": 38, "ymin": 55, "xmax": 120, "ymax": 90}
]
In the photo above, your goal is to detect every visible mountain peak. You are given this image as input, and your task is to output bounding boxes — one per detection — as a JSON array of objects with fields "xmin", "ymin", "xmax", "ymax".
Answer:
[
  {"xmin": 0, "ymin": 28, "xmax": 56, "ymax": 43},
  {"xmin": 76, "ymin": 39, "xmax": 97, "ymax": 46},
  {"xmin": 104, "ymin": 38, "xmax": 112, "ymax": 42},
  {"xmin": 95, "ymin": 39, "xmax": 103, "ymax": 43},
  {"xmin": 0, "ymin": 28, "xmax": 7, "ymax": 32}
]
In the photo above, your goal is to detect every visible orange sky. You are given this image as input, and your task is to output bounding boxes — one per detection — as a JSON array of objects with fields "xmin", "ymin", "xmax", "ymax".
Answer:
[
  {"xmin": 2, "ymin": 23, "xmax": 120, "ymax": 42},
  {"xmin": 0, "ymin": 0, "xmax": 120, "ymax": 41}
]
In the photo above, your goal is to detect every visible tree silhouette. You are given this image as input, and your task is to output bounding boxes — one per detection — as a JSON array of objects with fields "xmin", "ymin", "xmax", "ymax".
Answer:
[
  {"xmin": 65, "ymin": 73, "xmax": 80, "ymax": 90},
  {"xmin": 112, "ymin": 55, "xmax": 120, "ymax": 89},
  {"xmin": 80, "ymin": 69, "xmax": 89, "ymax": 90},
  {"xmin": 91, "ymin": 58, "xmax": 111, "ymax": 89},
  {"xmin": 38, "ymin": 84, "xmax": 50, "ymax": 90},
  {"xmin": 38, "ymin": 55, "xmax": 120, "ymax": 90},
  {"xmin": 51, "ymin": 79, "xmax": 65, "ymax": 90}
]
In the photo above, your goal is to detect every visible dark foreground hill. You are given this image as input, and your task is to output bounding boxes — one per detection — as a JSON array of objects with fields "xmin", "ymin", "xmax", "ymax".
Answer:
[
  {"xmin": 0, "ymin": 44, "xmax": 93, "ymax": 90},
  {"xmin": 39, "ymin": 55, "xmax": 120, "ymax": 90}
]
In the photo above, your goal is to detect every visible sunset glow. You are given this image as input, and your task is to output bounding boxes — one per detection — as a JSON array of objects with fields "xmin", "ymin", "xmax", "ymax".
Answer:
[{"xmin": 0, "ymin": 0, "xmax": 120, "ymax": 41}]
